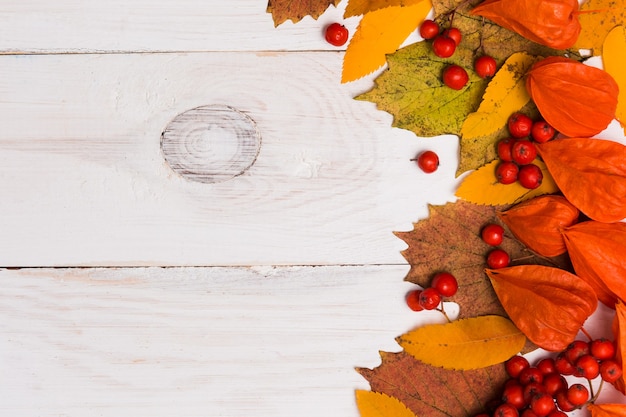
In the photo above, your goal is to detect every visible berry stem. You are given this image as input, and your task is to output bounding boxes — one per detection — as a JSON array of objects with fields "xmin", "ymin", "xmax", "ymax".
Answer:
[
  {"xmin": 437, "ymin": 304, "xmax": 453, "ymax": 323},
  {"xmin": 589, "ymin": 379, "xmax": 604, "ymax": 404},
  {"xmin": 580, "ymin": 326, "xmax": 593, "ymax": 341}
]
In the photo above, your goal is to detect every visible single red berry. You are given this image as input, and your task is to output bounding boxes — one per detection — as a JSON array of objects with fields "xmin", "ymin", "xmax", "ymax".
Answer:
[
  {"xmin": 497, "ymin": 138, "xmax": 516, "ymax": 162},
  {"xmin": 536, "ymin": 358, "xmax": 556, "ymax": 375},
  {"xmin": 494, "ymin": 403, "xmax": 519, "ymax": 417},
  {"xmin": 418, "ymin": 287, "xmax": 441, "ymax": 310},
  {"xmin": 442, "ymin": 27, "xmax": 462, "ymax": 45},
  {"xmin": 546, "ymin": 411, "xmax": 568, "ymax": 417},
  {"xmin": 542, "ymin": 372, "xmax": 567, "ymax": 396},
  {"xmin": 502, "ymin": 382, "xmax": 526, "ymax": 409},
  {"xmin": 419, "ymin": 19, "xmax": 440, "ymax": 40},
  {"xmin": 324, "ymin": 23, "xmax": 349, "ymax": 47},
  {"xmin": 575, "ymin": 354, "xmax": 600, "ymax": 379},
  {"xmin": 481, "ymin": 223, "xmax": 505, "ymax": 246},
  {"xmin": 523, "ymin": 382, "xmax": 546, "ymax": 405},
  {"xmin": 442, "ymin": 64, "xmax": 469, "ymax": 90},
  {"xmin": 496, "ymin": 161, "xmax": 519, "ymax": 185},
  {"xmin": 566, "ymin": 384, "xmax": 589, "ymax": 406},
  {"xmin": 600, "ymin": 359, "xmax": 623, "ymax": 383},
  {"xmin": 405, "ymin": 289, "xmax": 424, "ymax": 311},
  {"xmin": 554, "ymin": 390, "xmax": 576, "ymax": 412},
  {"xmin": 432, "ymin": 35, "xmax": 457, "ymax": 58},
  {"xmin": 474, "ymin": 55, "xmax": 497, "ymax": 78},
  {"xmin": 530, "ymin": 393, "xmax": 556, "ymax": 417},
  {"xmin": 531, "ymin": 120, "xmax": 556, "ymax": 143},
  {"xmin": 554, "ymin": 353, "xmax": 576, "ymax": 376},
  {"xmin": 521, "ymin": 409, "xmax": 539, "ymax": 417},
  {"xmin": 487, "ymin": 248, "xmax": 510, "ymax": 269},
  {"xmin": 416, "ymin": 150, "xmax": 439, "ymax": 173},
  {"xmin": 565, "ymin": 340, "xmax": 591, "ymax": 364},
  {"xmin": 519, "ymin": 367, "xmax": 544, "ymax": 385},
  {"xmin": 431, "ymin": 272, "xmax": 458, "ymax": 297},
  {"xmin": 518, "ymin": 164, "xmax": 543, "ymax": 190},
  {"xmin": 590, "ymin": 338, "xmax": 616, "ymax": 361},
  {"xmin": 511, "ymin": 139, "xmax": 537, "ymax": 165},
  {"xmin": 508, "ymin": 112, "xmax": 533, "ymax": 138},
  {"xmin": 505, "ymin": 356, "xmax": 530, "ymax": 378}
]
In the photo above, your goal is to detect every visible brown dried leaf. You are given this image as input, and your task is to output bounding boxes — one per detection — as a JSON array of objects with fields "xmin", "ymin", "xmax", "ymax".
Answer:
[{"xmin": 267, "ymin": 0, "xmax": 340, "ymax": 26}]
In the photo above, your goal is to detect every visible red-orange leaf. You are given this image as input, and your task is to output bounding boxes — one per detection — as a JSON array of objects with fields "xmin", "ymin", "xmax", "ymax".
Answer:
[
  {"xmin": 537, "ymin": 138, "xmax": 626, "ymax": 223},
  {"xmin": 486, "ymin": 265, "xmax": 598, "ymax": 351},
  {"xmin": 588, "ymin": 403, "xmax": 626, "ymax": 417},
  {"xmin": 613, "ymin": 300, "xmax": 626, "ymax": 394},
  {"xmin": 525, "ymin": 57, "xmax": 619, "ymax": 137}
]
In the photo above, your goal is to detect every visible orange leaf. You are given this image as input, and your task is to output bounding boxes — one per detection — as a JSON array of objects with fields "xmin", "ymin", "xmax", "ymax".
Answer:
[
  {"xmin": 525, "ymin": 56, "xmax": 619, "ymax": 137},
  {"xmin": 341, "ymin": 1, "xmax": 432, "ymax": 83},
  {"xmin": 612, "ymin": 300, "xmax": 626, "ymax": 394},
  {"xmin": 344, "ymin": 0, "xmax": 427, "ymax": 17},
  {"xmin": 536, "ymin": 138, "xmax": 626, "ymax": 223},
  {"xmin": 355, "ymin": 391, "xmax": 416, "ymax": 417},
  {"xmin": 497, "ymin": 195, "xmax": 579, "ymax": 257},
  {"xmin": 588, "ymin": 403, "xmax": 626, "ymax": 417},
  {"xmin": 562, "ymin": 221, "xmax": 626, "ymax": 308},
  {"xmin": 486, "ymin": 265, "xmax": 598, "ymax": 351}
]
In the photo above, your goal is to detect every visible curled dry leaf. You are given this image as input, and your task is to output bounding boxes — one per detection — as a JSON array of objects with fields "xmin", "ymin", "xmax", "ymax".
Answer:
[
  {"xmin": 470, "ymin": 0, "xmax": 581, "ymax": 49},
  {"xmin": 486, "ymin": 265, "xmax": 598, "ymax": 351},
  {"xmin": 525, "ymin": 56, "xmax": 619, "ymax": 137},
  {"xmin": 562, "ymin": 221, "xmax": 626, "ymax": 308},
  {"xmin": 536, "ymin": 138, "xmax": 626, "ymax": 223},
  {"xmin": 397, "ymin": 315, "xmax": 526, "ymax": 370},
  {"xmin": 497, "ymin": 195, "xmax": 579, "ymax": 257}
]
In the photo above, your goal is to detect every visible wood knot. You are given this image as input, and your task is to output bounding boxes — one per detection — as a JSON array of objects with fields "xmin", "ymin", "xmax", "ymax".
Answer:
[{"xmin": 161, "ymin": 105, "xmax": 261, "ymax": 183}]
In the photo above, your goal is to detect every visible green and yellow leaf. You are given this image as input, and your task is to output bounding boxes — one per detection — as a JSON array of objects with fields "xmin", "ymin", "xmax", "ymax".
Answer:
[
  {"xmin": 603, "ymin": 26, "xmax": 626, "ymax": 135},
  {"xmin": 355, "ymin": 391, "xmax": 416, "ymax": 417}
]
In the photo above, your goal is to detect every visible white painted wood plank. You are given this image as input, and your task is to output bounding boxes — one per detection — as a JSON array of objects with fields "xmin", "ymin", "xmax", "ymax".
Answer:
[
  {"xmin": 0, "ymin": 51, "xmax": 460, "ymax": 267},
  {"xmin": 0, "ymin": 0, "xmax": 423, "ymax": 54}
]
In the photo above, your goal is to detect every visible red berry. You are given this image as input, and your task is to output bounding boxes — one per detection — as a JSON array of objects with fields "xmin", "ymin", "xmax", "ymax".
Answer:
[
  {"xmin": 565, "ymin": 340, "xmax": 590, "ymax": 364},
  {"xmin": 554, "ymin": 390, "xmax": 576, "ymax": 412},
  {"xmin": 442, "ymin": 27, "xmax": 462, "ymax": 45},
  {"xmin": 432, "ymin": 35, "xmax": 457, "ymax": 58},
  {"xmin": 416, "ymin": 150, "xmax": 439, "ymax": 173},
  {"xmin": 554, "ymin": 353, "xmax": 576, "ymax": 376},
  {"xmin": 600, "ymin": 359, "xmax": 623, "ymax": 383},
  {"xmin": 405, "ymin": 289, "xmax": 424, "ymax": 311},
  {"xmin": 542, "ymin": 372, "xmax": 567, "ymax": 396},
  {"xmin": 521, "ymin": 409, "xmax": 539, "ymax": 417},
  {"xmin": 523, "ymin": 382, "xmax": 546, "ymax": 405},
  {"xmin": 496, "ymin": 161, "xmax": 519, "ymax": 185},
  {"xmin": 442, "ymin": 64, "xmax": 469, "ymax": 90},
  {"xmin": 324, "ymin": 23, "xmax": 349, "ymax": 47},
  {"xmin": 536, "ymin": 358, "xmax": 556, "ymax": 375},
  {"xmin": 494, "ymin": 403, "xmax": 519, "ymax": 417},
  {"xmin": 566, "ymin": 383, "xmax": 589, "ymax": 406},
  {"xmin": 502, "ymin": 382, "xmax": 526, "ymax": 409},
  {"xmin": 518, "ymin": 164, "xmax": 543, "ymax": 189},
  {"xmin": 519, "ymin": 367, "xmax": 544, "ymax": 385},
  {"xmin": 497, "ymin": 138, "xmax": 516, "ymax": 162},
  {"xmin": 508, "ymin": 112, "xmax": 533, "ymax": 138},
  {"xmin": 575, "ymin": 354, "xmax": 600, "ymax": 379},
  {"xmin": 419, "ymin": 19, "xmax": 440, "ymax": 40},
  {"xmin": 474, "ymin": 55, "xmax": 497, "ymax": 78},
  {"xmin": 531, "ymin": 120, "xmax": 556, "ymax": 143},
  {"xmin": 505, "ymin": 356, "xmax": 530, "ymax": 378},
  {"xmin": 487, "ymin": 248, "xmax": 510, "ymax": 269},
  {"xmin": 590, "ymin": 338, "xmax": 616, "ymax": 361},
  {"xmin": 431, "ymin": 272, "xmax": 458, "ymax": 297},
  {"xmin": 481, "ymin": 223, "xmax": 505, "ymax": 246},
  {"xmin": 546, "ymin": 411, "xmax": 567, "ymax": 417},
  {"xmin": 418, "ymin": 287, "xmax": 441, "ymax": 310},
  {"xmin": 530, "ymin": 393, "xmax": 556, "ymax": 417},
  {"xmin": 511, "ymin": 139, "xmax": 537, "ymax": 165}
]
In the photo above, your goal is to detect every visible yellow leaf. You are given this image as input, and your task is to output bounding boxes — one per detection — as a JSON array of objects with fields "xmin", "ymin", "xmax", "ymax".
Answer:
[
  {"xmin": 355, "ymin": 391, "xmax": 416, "ymax": 417},
  {"xmin": 603, "ymin": 26, "xmax": 626, "ymax": 136},
  {"xmin": 344, "ymin": 0, "xmax": 428, "ymax": 17},
  {"xmin": 460, "ymin": 53, "xmax": 539, "ymax": 140},
  {"xmin": 574, "ymin": 0, "xmax": 626, "ymax": 55},
  {"xmin": 455, "ymin": 160, "xmax": 559, "ymax": 206},
  {"xmin": 397, "ymin": 316, "xmax": 526, "ymax": 370},
  {"xmin": 341, "ymin": 1, "xmax": 432, "ymax": 83}
]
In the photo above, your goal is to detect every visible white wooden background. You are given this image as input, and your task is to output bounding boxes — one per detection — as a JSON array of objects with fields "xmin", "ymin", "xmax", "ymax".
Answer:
[{"xmin": 1, "ymin": 1, "xmax": 623, "ymax": 416}]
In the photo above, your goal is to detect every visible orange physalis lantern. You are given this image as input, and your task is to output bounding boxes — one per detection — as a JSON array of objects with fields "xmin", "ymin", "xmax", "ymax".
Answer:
[
  {"xmin": 470, "ymin": 0, "xmax": 581, "ymax": 49},
  {"xmin": 526, "ymin": 57, "xmax": 619, "ymax": 138}
]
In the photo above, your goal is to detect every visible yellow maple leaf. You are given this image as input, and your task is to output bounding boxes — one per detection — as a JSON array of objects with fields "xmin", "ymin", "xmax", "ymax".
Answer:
[
  {"xmin": 344, "ymin": 0, "xmax": 428, "ymax": 17},
  {"xmin": 574, "ymin": 0, "xmax": 626, "ymax": 55},
  {"xmin": 603, "ymin": 26, "xmax": 626, "ymax": 135},
  {"xmin": 396, "ymin": 316, "xmax": 526, "ymax": 370},
  {"xmin": 355, "ymin": 391, "xmax": 416, "ymax": 417},
  {"xmin": 341, "ymin": 0, "xmax": 432, "ymax": 83},
  {"xmin": 455, "ymin": 160, "xmax": 559, "ymax": 206}
]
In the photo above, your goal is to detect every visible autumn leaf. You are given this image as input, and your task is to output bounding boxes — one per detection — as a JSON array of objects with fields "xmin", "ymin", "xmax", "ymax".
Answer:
[
  {"xmin": 357, "ymin": 350, "xmax": 507, "ymax": 417},
  {"xmin": 574, "ymin": 0, "xmax": 626, "ymax": 55},
  {"xmin": 397, "ymin": 315, "xmax": 526, "ymax": 370},
  {"xmin": 344, "ymin": 0, "xmax": 427, "ymax": 17},
  {"xmin": 395, "ymin": 200, "xmax": 572, "ymax": 319},
  {"xmin": 355, "ymin": 391, "xmax": 416, "ymax": 417},
  {"xmin": 603, "ymin": 26, "xmax": 626, "ymax": 135},
  {"xmin": 342, "ymin": 1, "xmax": 432, "ymax": 83},
  {"xmin": 455, "ymin": 159, "xmax": 558, "ymax": 206},
  {"xmin": 486, "ymin": 265, "xmax": 598, "ymax": 351},
  {"xmin": 588, "ymin": 404, "xmax": 626, "ymax": 417},
  {"xmin": 266, "ymin": 0, "xmax": 340, "ymax": 26}
]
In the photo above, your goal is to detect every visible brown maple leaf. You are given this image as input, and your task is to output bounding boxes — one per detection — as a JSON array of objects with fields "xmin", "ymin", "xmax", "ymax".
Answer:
[
  {"xmin": 266, "ymin": 0, "xmax": 341, "ymax": 26},
  {"xmin": 395, "ymin": 200, "xmax": 571, "ymax": 319},
  {"xmin": 358, "ymin": 350, "xmax": 507, "ymax": 417}
]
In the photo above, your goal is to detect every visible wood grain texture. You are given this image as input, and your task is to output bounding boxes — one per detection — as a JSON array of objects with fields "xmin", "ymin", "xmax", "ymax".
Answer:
[{"xmin": 0, "ymin": 51, "xmax": 460, "ymax": 267}]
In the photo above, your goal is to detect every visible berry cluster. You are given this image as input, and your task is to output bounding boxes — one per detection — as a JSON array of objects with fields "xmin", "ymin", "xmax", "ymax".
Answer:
[
  {"xmin": 405, "ymin": 272, "xmax": 458, "ymax": 312},
  {"xmin": 481, "ymin": 223, "xmax": 510, "ymax": 269},
  {"xmin": 477, "ymin": 339, "xmax": 622, "ymax": 417},
  {"xmin": 495, "ymin": 113, "xmax": 558, "ymax": 189},
  {"xmin": 419, "ymin": 19, "xmax": 498, "ymax": 90}
]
